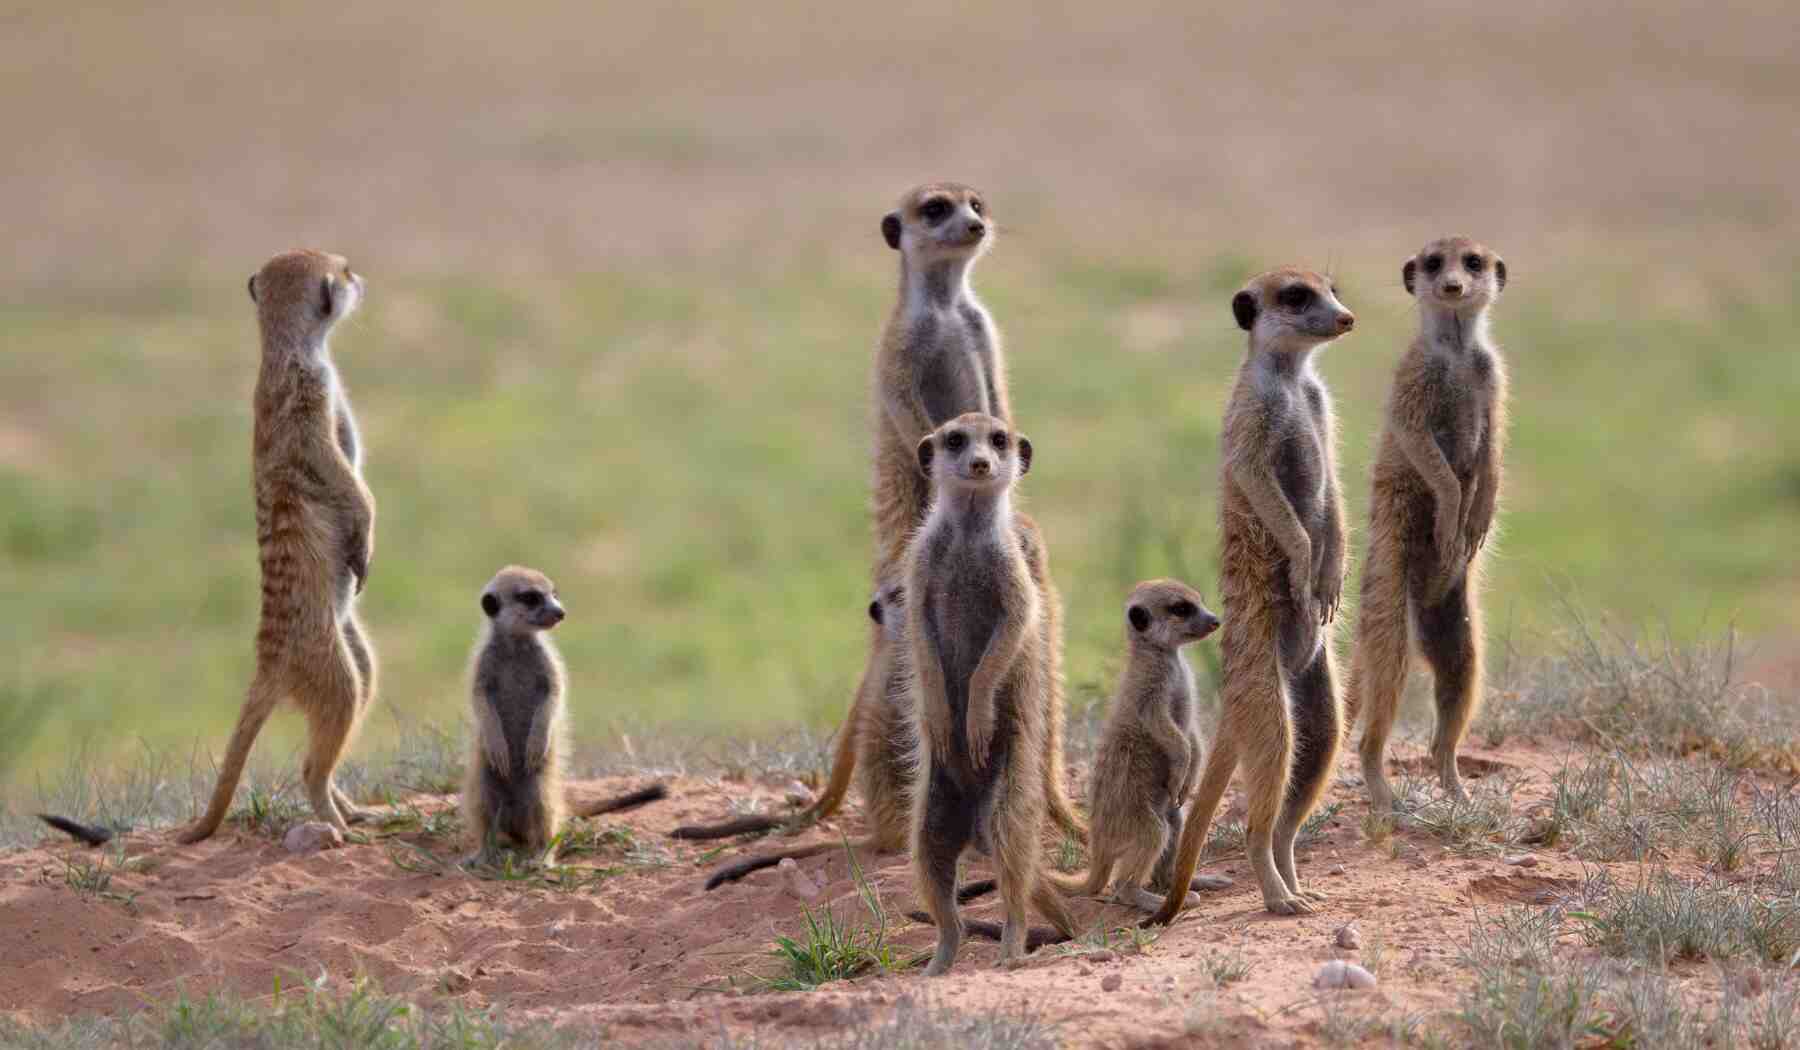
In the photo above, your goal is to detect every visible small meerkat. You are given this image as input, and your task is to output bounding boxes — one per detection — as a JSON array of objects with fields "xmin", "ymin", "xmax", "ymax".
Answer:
[
  {"xmin": 464, "ymin": 566, "xmax": 568, "ymax": 865},
  {"xmin": 1151, "ymin": 269, "xmax": 1356, "ymax": 923},
  {"xmin": 907, "ymin": 412, "xmax": 1078, "ymax": 975},
  {"xmin": 177, "ymin": 250, "xmax": 377, "ymax": 844},
  {"xmin": 698, "ymin": 581, "xmax": 914, "ymax": 888},
  {"xmin": 1043, "ymin": 580, "xmax": 1232, "ymax": 912},
  {"xmin": 1347, "ymin": 238, "xmax": 1510, "ymax": 811}
]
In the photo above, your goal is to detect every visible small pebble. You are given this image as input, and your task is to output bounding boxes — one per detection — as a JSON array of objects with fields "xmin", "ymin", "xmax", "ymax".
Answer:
[
  {"xmin": 1087, "ymin": 949, "xmax": 1117, "ymax": 963},
  {"xmin": 783, "ymin": 780, "xmax": 816, "ymax": 808},
  {"xmin": 1502, "ymin": 853, "xmax": 1538, "ymax": 868},
  {"xmin": 283, "ymin": 822, "xmax": 344, "ymax": 855},
  {"xmin": 1313, "ymin": 960, "xmax": 1377, "ymax": 990},
  {"xmin": 1100, "ymin": 973, "xmax": 1122, "ymax": 992},
  {"xmin": 1328, "ymin": 865, "xmax": 1346, "ymax": 876},
  {"xmin": 1334, "ymin": 923, "xmax": 1361, "ymax": 950},
  {"xmin": 778, "ymin": 858, "xmax": 820, "ymax": 902}
]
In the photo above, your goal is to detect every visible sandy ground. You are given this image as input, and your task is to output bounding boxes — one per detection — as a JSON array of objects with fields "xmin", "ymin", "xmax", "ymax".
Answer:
[{"xmin": 0, "ymin": 744, "xmax": 1649, "ymax": 1047}]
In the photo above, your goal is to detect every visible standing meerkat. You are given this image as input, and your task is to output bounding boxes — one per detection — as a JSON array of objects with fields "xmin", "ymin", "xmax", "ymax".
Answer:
[
  {"xmin": 1042, "ymin": 580, "xmax": 1232, "ymax": 913},
  {"xmin": 1348, "ymin": 238, "xmax": 1509, "ymax": 811},
  {"xmin": 908, "ymin": 412, "xmax": 1078, "ymax": 975},
  {"xmin": 679, "ymin": 184, "xmax": 1083, "ymax": 845},
  {"xmin": 177, "ymin": 250, "xmax": 377, "ymax": 844},
  {"xmin": 464, "ymin": 566, "xmax": 568, "ymax": 865},
  {"xmin": 1151, "ymin": 269, "xmax": 1356, "ymax": 922}
]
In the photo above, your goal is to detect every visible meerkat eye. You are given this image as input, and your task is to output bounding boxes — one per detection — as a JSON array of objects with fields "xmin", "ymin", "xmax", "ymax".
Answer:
[
  {"xmin": 1423, "ymin": 254, "xmax": 1444, "ymax": 275},
  {"xmin": 920, "ymin": 199, "xmax": 951, "ymax": 224},
  {"xmin": 969, "ymin": 199, "xmax": 984, "ymax": 216},
  {"xmin": 1276, "ymin": 285, "xmax": 1314, "ymax": 310},
  {"xmin": 518, "ymin": 591, "xmax": 543, "ymax": 609},
  {"xmin": 1169, "ymin": 600, "xmax": 1197, "ymax": 618},
  {"xmin": 989, "ymin": 431, "xmax": 1008, "ymax": 450},
  {"xmin": 1463, "ymin": 254, "xmax": 1484, "ymax": 274},
  {"xmin": 944, "ymin": 431, "xmax": 966, "ymax": 452}
]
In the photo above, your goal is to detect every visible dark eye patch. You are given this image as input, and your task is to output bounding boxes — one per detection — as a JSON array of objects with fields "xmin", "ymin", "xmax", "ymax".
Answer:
[
  {"xmin": 518, "ymin": 590, "xmax": 543, "ymax": 609},
  {"xmin": 920, "ymin": 199, "xmax": 952, "ymax": 224},
  {"xmin": 1463, "ymin": 254, "xmax": 1484, "ymax": 273},
  {"xmin": 989, "ymin": 431, "xmax": 1007, "ymax": 450},
  {"xmin": 1170, "ymin": 600, "xmax": 1197, "ymax": 618},
  {"xmin": 944, "ymin": 430, "xmax": 966, "ymax": 452},
  {"xmin": 969, "ymin": 199, "xmax": 984, "ymax": 215},
  {"xmin": 1276, "ymin": 284, "xmax": 1314, "ymax": 310},
  {"xmin": 319, "ymin": 276, "xmax": 334, "ymax": 316},
  {"xmin": 1423, "ymin": 254, "xmax": 1444, "ymax": 275}
]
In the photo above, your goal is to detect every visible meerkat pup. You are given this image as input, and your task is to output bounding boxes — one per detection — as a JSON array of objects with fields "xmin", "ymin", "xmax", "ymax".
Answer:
[
  {"xmin": 1348, "ymin": 238, "xmax": 1510, "ymax": 811},
  {"xmin": 682, "ymin": 183, "xmax": 1082, "ymax": 845},
  {"xmin": 464, "ymin": 566, "xmax": 568, "ymax": 865},
  {"xmin": 1042, "ymin": 580, "xmax": 1232, "ymax": 913},
  {"xmin": 177, "ymin": 250, "xmax": 377, "ymax": 844},
  {"xmin": 908, "ymin": 412, "xmax": 1078, "ymax": 975},
  {"xmin": 1151, "ymin": 270, "xmax": 1356, "ymax": 923}
]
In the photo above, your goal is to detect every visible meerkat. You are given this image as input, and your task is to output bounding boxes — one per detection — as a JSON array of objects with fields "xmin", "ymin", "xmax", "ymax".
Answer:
[
  {"xmin": 463, "ymin": 566, "xmax": 569, "ymax": 865},
  {"xmin": 1149, "ymin": 269, "xmax": 1356, "ymax": 923},
  {"xmin": 1347, "ymin": 238, "xmax": 1509, "ymax": 812},
  {"xmin": 698, "ymin": 581, "xmax": 915, "ymax": 887},
  {"xmin": 1029, "ymin": 580, "xmax": 1235, "ymax": 913},
  {"xmin": 174, "ymin": 250, "xmax": 377, "ymax": 844},
  {"xmin": 679, "ymin": 184, "xmax": 1083, "ymax": 845},
  {"xmin": 907, "ymin": 412, "xmax": 1078, "ymax": 975}
]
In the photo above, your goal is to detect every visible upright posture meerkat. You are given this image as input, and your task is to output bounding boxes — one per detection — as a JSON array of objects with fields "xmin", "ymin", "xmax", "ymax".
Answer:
[
  {"xmin": 1348, "ymin": 238, "xmax": 1509, "ymax": 811},
  {"xmin": 908, "ymin": 412, "xmax": 1077, "ymax": 975},
  {"xmin": 680, "ymin": 183, "xmax": 1082, "ymax": 844},
  {"xmin": 1151, "ymin": 270, "xmax": 1356, "ymax": 923},
  {"xmin": 464, "ymin": 566, "xmax": 568, "ymax": 865},
  {"xmin": 177, "ymin": 250, "xmax": 377, "ymax": 844},
  {"xmin": 1044, "ymin": 580, "xmax": 1232, "ymax": 913}
]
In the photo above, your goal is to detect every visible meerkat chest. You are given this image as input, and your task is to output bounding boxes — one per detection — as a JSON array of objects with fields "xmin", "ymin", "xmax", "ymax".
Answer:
[
  {"xmin": 1425, "ymin": 351, "xmax": 1493, "ymax": 477},
  {"xmin": 1272, "ymin": 387, "xmax": 1331, "ymax": 520},
  {"xmin": 908, "ymin": 303, "xmax": 998, "ymax": 422},
  {"xmin": 921, "ymin": 534, "xmax": 1012, "ymax": 675}
]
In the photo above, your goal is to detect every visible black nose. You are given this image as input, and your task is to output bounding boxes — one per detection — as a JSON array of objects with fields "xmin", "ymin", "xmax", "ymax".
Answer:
[
  {"xmin": 1337, "ymin": 313, "xmax": 1355, "ymax": 331},
  {"xmin": 970, "ymin": 458, "xmax": 991, "ymax": 475},
  {"xmin": 1443, "ymin": 282, "xmax": 1464, "ymax": 297},
  {"xmin": 548, "ymin": 607, "xmax": 565, "ymax": 624},
  {"xmin": 967, "ymin": 221, "xmax": 985, "ymax": 237}
]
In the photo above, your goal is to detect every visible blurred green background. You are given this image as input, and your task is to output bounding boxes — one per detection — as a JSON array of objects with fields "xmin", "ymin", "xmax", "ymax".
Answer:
[{"xmin": 2, "ymin": 2, "xmax": 1796, "ymax": 787}]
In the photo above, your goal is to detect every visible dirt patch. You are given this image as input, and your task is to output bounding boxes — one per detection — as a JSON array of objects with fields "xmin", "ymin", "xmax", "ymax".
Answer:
[
  {"xmin": 1467, "ymin": 874, "xmax": 1582, "ymax": 907},
  {"xmin": 1394, "ymin": 754, "xmax": 1516, "ymax": 780}
]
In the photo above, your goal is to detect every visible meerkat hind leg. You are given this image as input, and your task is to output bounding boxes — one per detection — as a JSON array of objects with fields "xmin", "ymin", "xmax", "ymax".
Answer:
[
  {"xmin": 1241, "ymin": 703, "xmax": 1310, "ymax": 916},
  {"xmin": 296, "ymin": 646, "xmax": 363, "ymax": 834},
  {"xmin": 1418, "ymin": 572, "xmax": 1480, "ymax": 803},
  {"xmin": 1273, "ymin": 646, "xmax": 1340, "ymax": 904},
  {"xmin": 915, "ymin": 773, "xmax": 974, "ymax": 977},
  {"xmin": 1155, "ymin": 802, "xmax": 1232, "ymax": 892}
]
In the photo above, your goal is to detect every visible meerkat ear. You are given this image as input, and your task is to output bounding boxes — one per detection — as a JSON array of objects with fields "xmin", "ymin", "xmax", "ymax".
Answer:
[
  {"xmin": 882, "ymin": 212, "xmax": 903, "ymax": 250},
  {"xmin": 917, "ymin": 435, "xmax": 935, "ymax": 476},
  {"xmin": 1016, "ymin": 436, "xmax": 1032, "ymax": 476},
  {"xmin": 481, "ymin": 593, "xmax": 500, "ymax": 618},
  {"xmin": 1231, "ymin": 290, "xmax": 1258, "ymax": 331},
  {"xmin": 1402, "ymin": 258, "xmax": 1418, "ymax": 295},
  {"xmin": 1128, "ymin": 605, "xmax": 1151, "ymax": 632},
  {"xmin": 246, "ymin": 273, "xmax": 259, "ymax": 303},
  {"xmin": 1493, "ymin": 257, "xmax": 1507, "ymax": 292},
  {"xmin": 868, "ymin": 599, "xmax": 883, "ymax": 625}
]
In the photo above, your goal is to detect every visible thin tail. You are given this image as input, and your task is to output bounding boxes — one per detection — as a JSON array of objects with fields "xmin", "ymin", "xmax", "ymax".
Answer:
[
  {"xmin": 573, "ymin": 782, "xmax": 667, "ymax": 818},
  {"xmin": 181, "ymin": 676, "xmax": 283, "ymax": 843},
  {"xmin": 905, "ymin": 911, "xmax": 1068, "ymax": 950},
  {"xmin": 956, "ymin": 879, "xmax": 997, "ymax": 904},
  {"xmin": 670, "ymin": 814, "xmax": 784, "ymax": 841},
  {"xmin": 38, "ymin": 815, "xmax": 113, "ymax": 847},
  {"xmin": 703, "ymin": 840, "xmax": 840, "ymax": 891},
  {"xmin": 1044, "ymin": 858, "xmax": 1111, "ymax": 898}
]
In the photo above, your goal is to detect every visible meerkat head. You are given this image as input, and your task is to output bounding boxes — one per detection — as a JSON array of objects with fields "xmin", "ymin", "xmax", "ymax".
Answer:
[
  {"xmin": 247, "ymin": 249, "xmax": 364, "ymax": 349},
  {"xmin": 917, "ymin": 412, "xmax": 1031, "ymax": 493},
  {"xmin": 1231, "ymin": 268, "xmax": 1355, "ymax": 352},
  {"xmin": 480, "ymin": 565, "xmax": 565, "ymax": 635},
  {"xmin": 881, "ymin": 182, "xmax": 991, "ymax": 263},
  {"xmin": 867, "ymin": 579, "xmax": 908, "ymax": 642},
  {"xmin": 1403, "ymin": 237, "xmax": 1506, "ymax": 312},
  {"xmin": 1124, "ymin": 579, "xmax": 1221, "ymax": 651}
]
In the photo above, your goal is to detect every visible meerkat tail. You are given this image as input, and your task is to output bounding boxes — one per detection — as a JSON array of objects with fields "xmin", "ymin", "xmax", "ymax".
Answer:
[
  {"xmin": 178, "ymin": 675, "xmax": 285, "ymax": 843},
  {"xmin": 905, "ymin": 912, "xmax": 1068, "ymax": 949},
  {"xmin": 571, "ymin": 782, "xmax": 667, "ymax": 818},
  {"xmin": 1044, "ymin": 862, "xmax": 1111, "ymax": 898},
  {"xmin": 702, "ymin": 840, "xmax": 839, "ymax": 890},
  {"xmin": 669, "ymin": 814, "xmax": 785, "ymax": 841},
  {"xmin": 38, "ymin": 815, "xmax": 113, "ymax": 847}
]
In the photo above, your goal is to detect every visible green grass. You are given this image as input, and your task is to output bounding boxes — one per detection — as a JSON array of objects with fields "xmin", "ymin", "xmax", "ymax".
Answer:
[{"xmin": 2, "ymin": 253, "xmax": 1797, "ymax": 786}]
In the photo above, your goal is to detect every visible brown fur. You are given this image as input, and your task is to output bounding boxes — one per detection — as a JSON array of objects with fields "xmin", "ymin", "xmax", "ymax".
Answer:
[
  {"xmin": 1151, "ymin": 269, "xmax": 1355, "ymax": 923},
  {"xmin": 1047, "ymin": 580, "xmax": 1230, "ymax": 913},
  {"xmin": 1347, "ymin": 238, "xmax": 1509, "ymax": 810},
  {"xmin": 906, "ymin": 413, "xmax": 1078, "ymax": 975},
  {"xmin": 462, "ymin": 566, "xmax": 568, "ymax": 865},
  {"xmin": 177, "ymin": 250, "xmax": 377, "ymax": 844}
]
